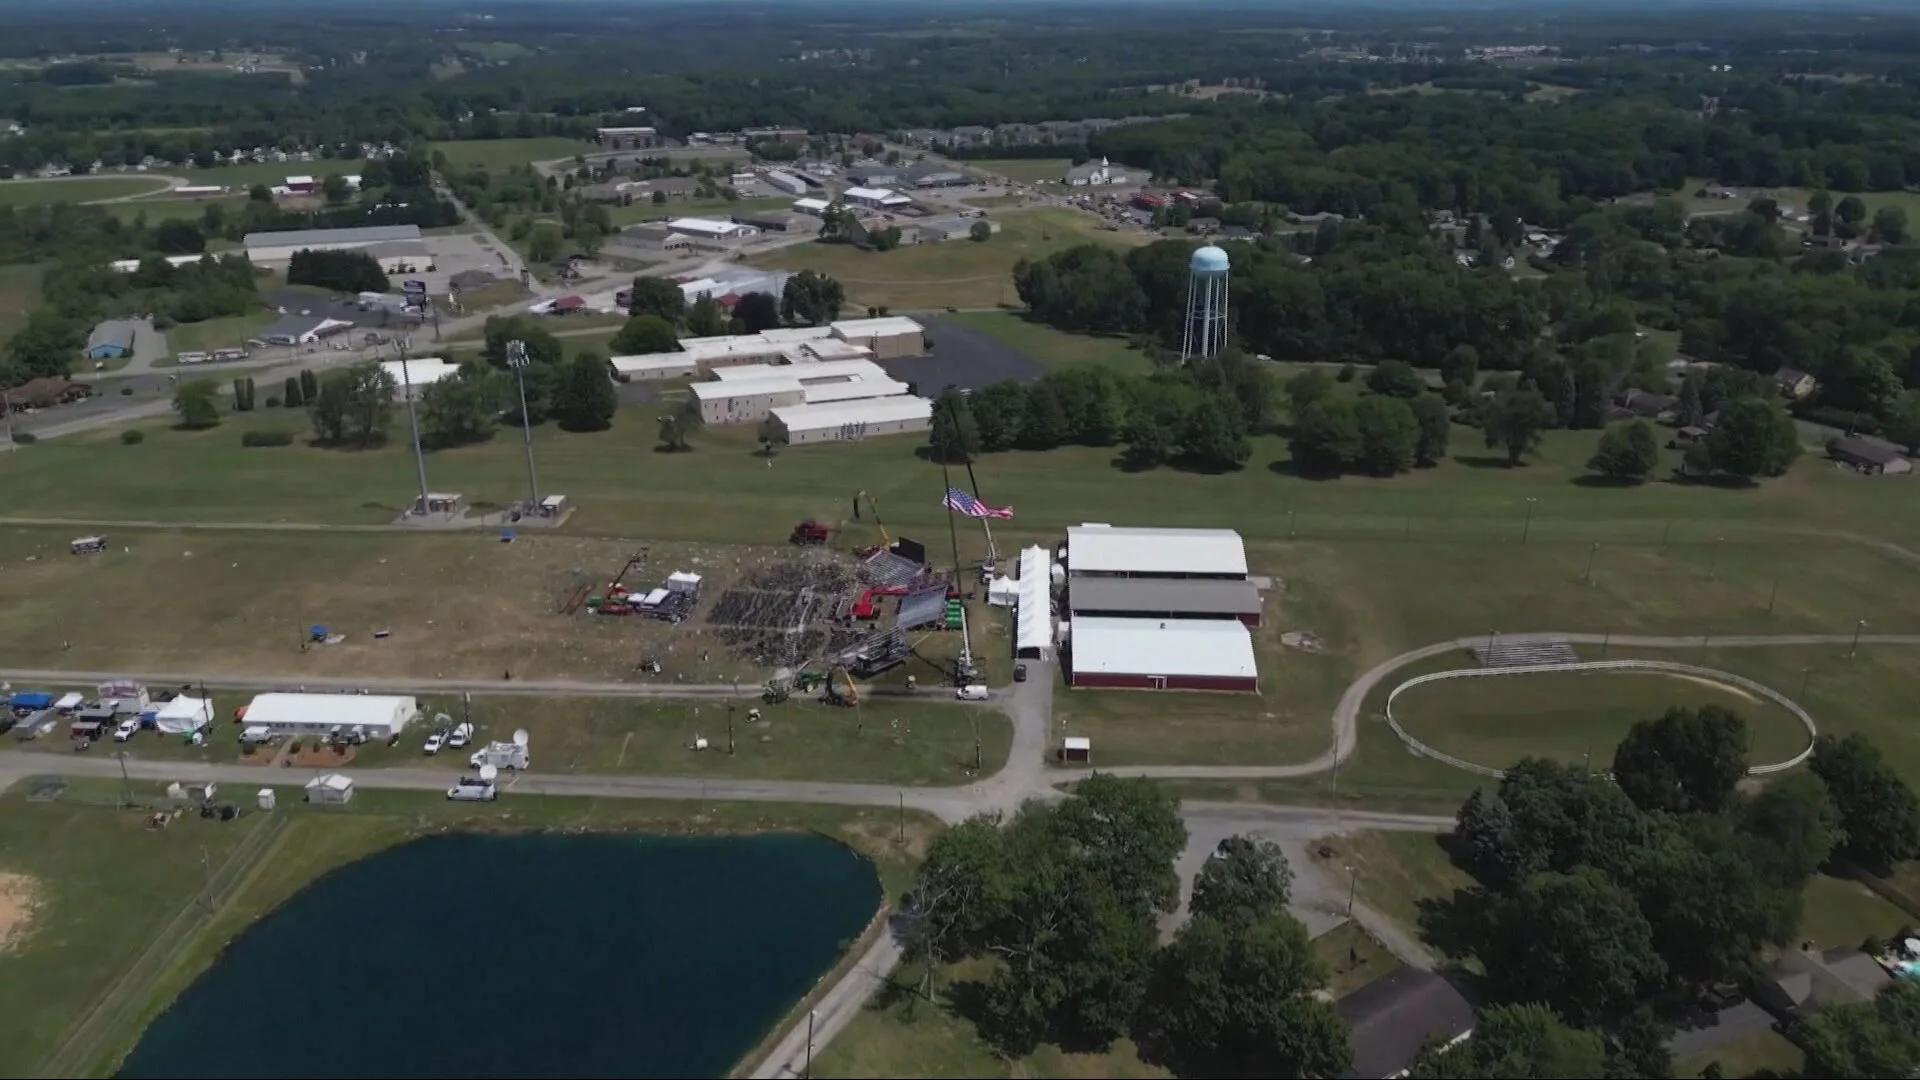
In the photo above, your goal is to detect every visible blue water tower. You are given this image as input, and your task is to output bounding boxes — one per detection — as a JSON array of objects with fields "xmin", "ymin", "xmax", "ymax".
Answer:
[{"xmin": 1183, "ymin": 244, "xmax": 1231, "ymax": 361}]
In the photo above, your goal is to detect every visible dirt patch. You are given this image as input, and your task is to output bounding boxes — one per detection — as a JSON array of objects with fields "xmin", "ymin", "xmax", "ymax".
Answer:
[
  {"xmin": 1280, "ymin": 631, "xmax": 1326, "ymax": 653},
  {"xmin": 0, "ymin": 872, "xmax": 43, "ymax": 952},
  {"xmin": 1664, "ymin": 672, "xmax": 1761, "ymax": 704}
]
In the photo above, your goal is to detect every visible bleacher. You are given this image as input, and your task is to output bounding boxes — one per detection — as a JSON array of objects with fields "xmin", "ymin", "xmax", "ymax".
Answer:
[{"xmin": 1471, "ymin": 636, "xmax": 1580, "ymax": 668}]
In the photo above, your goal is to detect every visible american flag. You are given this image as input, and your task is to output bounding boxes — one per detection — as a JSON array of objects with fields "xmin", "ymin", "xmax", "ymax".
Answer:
[{"xmin": 944, "ymin": 487, "xmax": 1014, "ymax": 519}]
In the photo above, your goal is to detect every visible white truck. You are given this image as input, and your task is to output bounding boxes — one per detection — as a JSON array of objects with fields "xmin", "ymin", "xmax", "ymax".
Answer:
[
  {"xmin": 469, "ymin": 740, "xmax": 529, "ymax": 770},
  {"xmin": 446, "ymin": 776, "xmax": 497, "ymax": 802}
]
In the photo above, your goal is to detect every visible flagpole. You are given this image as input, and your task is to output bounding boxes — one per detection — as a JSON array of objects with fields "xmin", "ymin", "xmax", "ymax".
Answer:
[{"xmin": 960, "ymin": 452, "xmax": 999, "ymax": 568}]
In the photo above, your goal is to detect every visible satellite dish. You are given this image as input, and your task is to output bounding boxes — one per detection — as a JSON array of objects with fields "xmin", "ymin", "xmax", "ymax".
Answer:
[
  {"xmin": 513, "ymin": 729, "xmax": 530, "ymax": 747},
  {"xmin": 479, "ymin": 764, "xmax": 499, "ymax": 782}
]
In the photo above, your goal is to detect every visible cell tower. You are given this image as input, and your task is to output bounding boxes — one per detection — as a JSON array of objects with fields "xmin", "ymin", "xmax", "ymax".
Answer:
[{"xmin": 1181, "ymin": 244, "xmax": 1231, "ymax": 361}]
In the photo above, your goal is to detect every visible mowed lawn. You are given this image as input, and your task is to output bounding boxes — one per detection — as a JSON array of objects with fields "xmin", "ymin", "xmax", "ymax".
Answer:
[
  {"xmin": 0, "ymin": 176, "xmax": 173, "ymax": 207},
  {"xmin": 750, "ymin": 208, "xmax": 1152, "ymax": 310},
  {"xmin": 159, "ymin": 311, "xmax": 277, "ymax": 356},
  {"xmin": 92, "ymin": 195, "xmax": 248, "ymax": 227},
  {"xmin": 429, "ymin": 137, "xmax": 600, "ymax": 168},
  {"xmin": 1389, "ymin": 665, "xmax": 1814, "ymax": 773},
  {"xmin": 964, "ymin": 159, "xmax": 1072, "ymax": 185}
]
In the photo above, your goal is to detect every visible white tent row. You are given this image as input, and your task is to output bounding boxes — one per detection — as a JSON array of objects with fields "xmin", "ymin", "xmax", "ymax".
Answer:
[
  {"xmin": 986, "ymin": 575, "xmax": 1019, "ymax": 607},
  {"xmin": 1015, "ymin": 545, "xmax": 1054, "ymax": 658},
  {"xmin": 148, "ymin": 695, "xmax": 214, "ymax": 734}
]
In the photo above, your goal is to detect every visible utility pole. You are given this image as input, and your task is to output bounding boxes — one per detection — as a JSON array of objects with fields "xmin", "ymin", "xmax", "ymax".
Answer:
[
  {"xmin": 395, "ymin": 338, "xmax": 432, "ymax": 516},
  {"xmin": 1521, "ymin": 497, "xmax": 1537, "ymax": 544},
  {"xmin": 1584, "ymin": 541, "xmax": 1598, "ymax": 585},
  {"xmin": 805, "ymin": 1009, "xmax": 817, "ymax": 1079},
  {"xmin": 727, "ymin": 701, "xmax": 735, "ymax": 755},
  {"xmin": 1850, "ymin": 618, "xmax": 1867, "ymax": 659},
  {"xmin": 506, "ymin": 340, "xmax": 541, "ymax": 509}
]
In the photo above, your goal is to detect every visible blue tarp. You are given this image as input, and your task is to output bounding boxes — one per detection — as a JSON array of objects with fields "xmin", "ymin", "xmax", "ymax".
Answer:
[{"xmin": 8, "ymin": 692, "xmax": 54, "ymax": 710}]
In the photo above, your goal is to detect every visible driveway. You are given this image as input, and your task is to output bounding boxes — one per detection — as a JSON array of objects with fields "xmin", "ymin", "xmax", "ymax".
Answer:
[{"xmin": 115, "ymin": 318, "xmax": 171, "ymax": 375}]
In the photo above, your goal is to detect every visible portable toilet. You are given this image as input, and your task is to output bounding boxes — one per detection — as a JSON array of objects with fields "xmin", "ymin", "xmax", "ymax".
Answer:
[{"xmin": 256, "ymin": 788, "xmax": 277, "ymax": 811}]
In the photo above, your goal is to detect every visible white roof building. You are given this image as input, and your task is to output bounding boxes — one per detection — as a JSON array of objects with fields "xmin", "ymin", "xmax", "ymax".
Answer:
[
  {"xmin": 305, "ymin": 773, "xmax": 355, "ymax": 804},
  {"xmin": 770, "ymin": 396, "xmax": 935, "ymax": 444},
  {"xmin": 665, "ymin": 217, "xmax": 759, "ymax": 240},
  {"xmin": 240, "ymin": 693, "xmax": 420, "ymax": 738},
  {"xmin": 1015, "ymin": 545, "xmax": 1054, "ymax": 658},
  {"xmin": 108, "ymin": 253, "xmax": 219, "ymax": 273},
  {"xmin": 380, "ymin": 358, "xmax": 459, "ymax": 400},
  {"xmin": 151, "ymin": 695, "xmax": 214, "ymax": 734},
  {"xmin": 242, "ymin": 224, "xmax": 423, "ymax": 264},
  {"xmin": 610, "ymin": 353, "xmax": 699, "ymax": 380},
  {"xmin": 828, "ymin": 316, "xmax": 926, "ymax": 341},
  {"xmin": 1066, "ymin": 524, "xmax": 1249, "ymax": 578},
  {"xmin": 843, "ymin": 186, "xmax": 914, "ymax": 207},
  {"xmin": 1068, "ymin": 616, "xmax": 1259, "ymax": 688},
  {"xmin": 793, "ymin": 197, "xmax": 832, "ymax": 214}
]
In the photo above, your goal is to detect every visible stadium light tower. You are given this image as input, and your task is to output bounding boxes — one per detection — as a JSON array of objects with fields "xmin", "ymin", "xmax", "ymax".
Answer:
[
  {"xmin": 506, "ymin": 340, "xmax": 542, "ymax": 509},
  {"xmin": 1181, "ymin": 244, "xmax": 1231, "ymax": 362},
  {"xmin": 395, "ymin": 338, "xmax": 433, "ymax": 516}
]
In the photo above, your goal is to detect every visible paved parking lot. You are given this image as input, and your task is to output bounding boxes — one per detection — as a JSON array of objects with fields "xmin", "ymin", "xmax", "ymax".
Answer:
[
  {"xmin": 424, "ymin": 231, "xmax": 522, "ymax": 297},
  {"xmin": 880, "ymin": 316, "xmax": 1043, "ymax": 393}
]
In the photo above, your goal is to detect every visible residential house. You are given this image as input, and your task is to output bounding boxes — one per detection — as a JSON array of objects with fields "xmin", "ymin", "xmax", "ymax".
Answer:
[
  {"xmin": 1335, "ymin": 965, "xmax": 1475, "ymax": 1079},
  {"xmin": 1217, "ymin": 225, "xmax": 1258, "ymax": 242},
  {"xmin": 1774, "ymin": 366, "xmax": 1818, "ymax": 400},
  {"xmin": 1613, "ymin": 388, "xmax": 1678, "ymax": 421},
  {"xmin": 1826, "ymin": 435, "xmax": 1913, "ymax": 476},
  {"xmin": 1754, "ymin": 945, "xmax": 1892, "ymax": 1018},
  {"xmin": 4, "ymin": 376, "xmax": 91, "ymax": 408}
]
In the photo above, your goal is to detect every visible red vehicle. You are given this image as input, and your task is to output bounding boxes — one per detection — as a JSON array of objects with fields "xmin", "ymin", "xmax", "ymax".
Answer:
[{"xmin": 790, "ymin": 520, "xmax": 832, "ymax": 546}]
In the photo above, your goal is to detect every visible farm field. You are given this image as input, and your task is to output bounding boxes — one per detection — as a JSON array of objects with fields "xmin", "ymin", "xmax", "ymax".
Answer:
[
  {"xmin": 940, "ymin": 311, "xmax": 1156, "ymax": 374},
  {"xmin": 750, "ymin": 208, "xmax": 1152, "ymax": 310},
  {"xmin": 0, "ymin": 176, "xmax": 173, "ymax": 207},
  {"xmin": 0, "ymin": 780, "xmax": 937, "ymax": 1077},
  {"xmin": 962, "ymin": 159, "xmax": 1072, "ymax": 185},
  {"xmin": 429, "ymin": 137, "xmax": 600, "ymax": 168}
]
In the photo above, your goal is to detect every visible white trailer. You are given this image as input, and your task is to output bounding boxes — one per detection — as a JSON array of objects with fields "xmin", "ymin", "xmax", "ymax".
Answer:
[{"xmin": 469, "ymin": 728, "xmax": 530, "ymax": 770}]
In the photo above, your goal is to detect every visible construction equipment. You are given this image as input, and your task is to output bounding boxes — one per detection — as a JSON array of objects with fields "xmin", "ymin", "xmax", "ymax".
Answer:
[
  {"xmin": 586, "ymin": 549, "xmax": 650, "ymax": 616},
  {"xmin": 943, "ymin": 596, "xmax": 964, "ymax": 630},
  {"xmin": 790, "ymin": 519, "xmax": 832, "ymax": 546},
  {"xmin": 823, "ymin": 666, "xmax": 859, "ymax": 706}
]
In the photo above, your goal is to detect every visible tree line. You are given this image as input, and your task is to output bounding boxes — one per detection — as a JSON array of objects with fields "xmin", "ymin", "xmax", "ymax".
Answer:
[
  {"xmin": 905, "ymin": 775, "xmax": 1351, "ymax": 1076},
  {"xmin": 4, "ymin": 253, "xmax": 258, "ymax": 385},
  {"xmin": 1414, "ymin": 711, "xmax": 1920, "ymax": 1077}
]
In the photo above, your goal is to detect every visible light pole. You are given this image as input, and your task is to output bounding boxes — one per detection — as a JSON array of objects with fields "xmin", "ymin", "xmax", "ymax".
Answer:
[
  {"xmin": 1344, "ymin": 865, "xmax": 1357, "ymax": 918},
  {"xmin": 1799, "ymin": 666, "xmax": 1812, "ymax": 701},
  {"xmin": 506, "ymin": 340, "xmax": 541, "ymax": 509},
  {"xmin": 1521, "ymin": 497, "xmax": 1537, "ymax": 544},
  {"xmin": 1850, "ymin": 618, "xmax": 1867, "ymax": 659},
  {"xmin": 1584, "ymin": 541, "xmax": 1598, "ymax": 585},
  {"xmin": 804, "ymin": 1008, "xmax": 817, "ymax": 1079},
  {"xmin": 396, "ymin": 339, "xmax": 432, "ymax": 516}
]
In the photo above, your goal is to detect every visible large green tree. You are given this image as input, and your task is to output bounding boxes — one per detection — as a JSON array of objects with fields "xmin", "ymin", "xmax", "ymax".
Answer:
[
  {"xmin": 1795, "ymin": 979, "xmax": 1920, "ymax": 1079},
  {"xmin": 171, "ymin": 377, "xmax": 220, "ymax": 430},
  {"xmin": 608, "ymin": 313, "xmax": 680, "ymax": 355},
  {"xmin": 417, "ymin": 362, "xmax": 501, "ymax": 448},
  {"xmin": 1703, "ymin": 397, "xmax": 1800, "ymax": 480},
  {"xmin": 553, "ymin": 352, "xmax": 617, "ymax": 432},
  {"xmin": 1189, "ymin": 836, "xmax": 1293, "ymax": 925},
  {"xmin": 625, "ymin": 276, "xmax": 686, "ymax": 323},
  {"xmin": 1585, "ymin": 420, "xmax": 1661, "ymax": 483},
  {"xmin": 1480, "ymin": 867, "xmax": 1666, "ymax": 1027},
  {"xmin": 1808, "ymin": 732, "xmax": 1920, "ymax": 874},
  {"xmin": 1353, "ymin": 393, "xmax": 1419, "ymax": 475},
  {"xmin": 1135, "ymin": 912, "xmax": 1350, "ymax": 1078},
  {"xmin": 1479, "ymin": 387, "xmax": 1555, "ymax": 466},
  {"xmin": 1407, "ymin": 1003, "xmax": 1607, "ymax": 1078},
  {"xmin": 928, "ymin": 388, "xmax": 980, "ymax": 463},
  {"xmin": 1611, "ymin": 705, "xmax": 1750, "ymax": 815}
]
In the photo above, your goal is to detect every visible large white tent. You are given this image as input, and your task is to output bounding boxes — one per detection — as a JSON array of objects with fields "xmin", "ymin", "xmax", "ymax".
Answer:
[
  {"xmin": 240, "ymin": 693, "xmax": 419, "ymax": 738},
  {"xmin": 1015, "ymin": 545, "xmax": 1054, "ymax": 658},
  {"xmin": 150, "ymin": 695, "xmax": 213, "ymax": 734}
]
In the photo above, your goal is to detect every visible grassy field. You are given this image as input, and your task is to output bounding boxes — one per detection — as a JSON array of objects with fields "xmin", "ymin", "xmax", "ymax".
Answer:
[
  {"xmin": 160, "ymin": 311, "xmax": 277, "ymax": 356},
  {"xmin": 1391, "ymin": 666, "xmax": 1813, "ymax": 773},
  {"xmin": 0, "ymin": 176, "xmax": 173, "ymax": 207},
  {"xmin": 750, "ymin": 208, "xmax": 1152, "ymax": 310},
  {"xmin": 430, "ymin": 138, "xmax": 601, "ymax": 168},
  {"xmin": 92, "ymin": 195, "xmax": 248, "ymax": 227},
  {"xmin": 941, "ymin": 311, "xmax": 1157, "ymax": 375},
  {"xmin": 964, "ymin": 159, "xmax": 1072, "ymax": 185},
  {"xmin": 16, "ymin": 693, "xmax": 1012, "ymax": 787},
  {"xmin": 0, "ymin": 779, "xmax": 938, "ymax": 1077},
  {"xmin": 1312, "ymin": 921, "xmax": 1398, "ymax": 996}
]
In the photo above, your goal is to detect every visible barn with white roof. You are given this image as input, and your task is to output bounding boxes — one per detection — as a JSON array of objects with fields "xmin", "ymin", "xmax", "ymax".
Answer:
[{"xmin": 1061, "ymin": 524, "xmax": 1261, "ymax": 691}]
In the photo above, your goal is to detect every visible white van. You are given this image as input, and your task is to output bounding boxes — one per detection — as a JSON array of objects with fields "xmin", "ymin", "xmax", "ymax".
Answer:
[
  {"xmin": 239, "ymin": 724, "xmax": 274, "ymax": 746},
  {"xmin": 955, "ymin": 685, "xmax": 989, "ymax": 701}
]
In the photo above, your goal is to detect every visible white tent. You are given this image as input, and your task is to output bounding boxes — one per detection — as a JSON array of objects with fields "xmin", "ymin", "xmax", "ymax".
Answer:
[
  {"xmin": 153, "ymin": 695, "xmax": 213, "ymax": 734},
  {"xmin": 1015, "ymin": 545, "xmax": 1054, "ymax": 658},
  {"xmin": 305, "ymin": 773, "xmax": 355, "ymax": 804},
  {"xmin": 987, "ymin": 576, "xmax": 1019, "ymax": 607}
]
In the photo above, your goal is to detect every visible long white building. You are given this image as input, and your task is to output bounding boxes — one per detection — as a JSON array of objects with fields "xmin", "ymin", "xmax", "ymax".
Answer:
[
  {"xmin": 608, "ymin": 317, "xmax": 926, "ymax": 381},
  {"xmin": 238, "ymin": 693, "xmax": 420, "ymax": 738},
  {"xmin": 242, "ymin": 224, "xmax": 424, "ymax": 265},
  {"xmin": 691, "ymin": 358, "xmax": 910, "ymax": 425}
]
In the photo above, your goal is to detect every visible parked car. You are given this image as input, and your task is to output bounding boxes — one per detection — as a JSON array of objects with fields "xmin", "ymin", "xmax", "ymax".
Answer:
[
  {"xmin": 112, "ymin": 718, "xmax": 140, "ymax": 742},
  {"xmin": 447, "ymin": 722, "xmax": 474, "ymax": 749},
  {"xmin": 423, "ymin": 731, "xmax": 445, "ymax": 755},
  {"xmin": 1014, "ymin": 664, "xmax": 1028, "ymax": 683}
]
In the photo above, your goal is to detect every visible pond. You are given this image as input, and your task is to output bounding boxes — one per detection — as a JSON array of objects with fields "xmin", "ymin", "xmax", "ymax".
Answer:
[{"xmin": 116, "ymin": 831, "xmax": 881, "ymax": 1079}]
